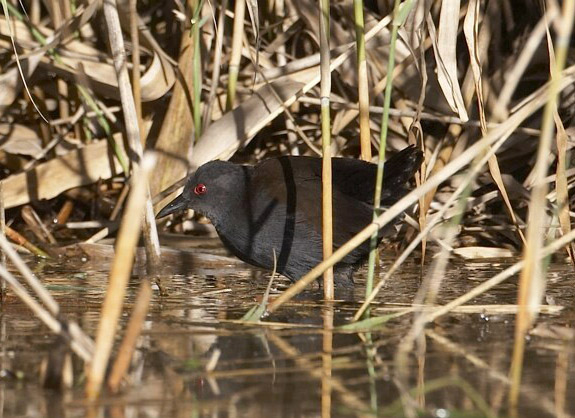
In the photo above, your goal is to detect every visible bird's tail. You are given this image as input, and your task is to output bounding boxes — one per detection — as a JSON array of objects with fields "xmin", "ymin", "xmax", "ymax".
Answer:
[{"xmin": 380, "ymin": 145, "xmax": 424, "ymax": 207}]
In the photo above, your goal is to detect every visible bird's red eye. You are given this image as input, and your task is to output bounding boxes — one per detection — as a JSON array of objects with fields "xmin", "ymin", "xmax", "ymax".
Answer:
[{"xmin": 194, "ymin": 184, "xmax": 207, "ymax": 195}]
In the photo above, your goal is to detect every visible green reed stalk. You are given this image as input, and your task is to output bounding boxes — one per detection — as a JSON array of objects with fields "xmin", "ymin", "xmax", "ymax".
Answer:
[{"xmin": 365, "ymin": 0, "xmax": 404, "ymax": 300}]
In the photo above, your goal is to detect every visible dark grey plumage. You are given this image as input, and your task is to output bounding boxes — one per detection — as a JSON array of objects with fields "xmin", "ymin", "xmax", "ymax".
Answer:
[{"xmin": 158, "ymin": 146, "xmax": 423, "ymax": 286}]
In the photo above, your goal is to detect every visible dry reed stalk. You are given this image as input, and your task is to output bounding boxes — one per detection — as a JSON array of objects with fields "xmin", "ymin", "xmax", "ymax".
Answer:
[
  {"xmin": 267, "ymin": 333, "xmax": 369, "ymax": 412},
  {"xmin": 0, "ymin": 263, "xmax": 93, "ymax": 361},
  {"xmin": 21, "ymin": 205, "xmax": 57, "ymax": 244},
  {"xmin": 0, "ymin": 232, "xmax": 94, "ymax": 360},
  {"xmin": 107, "ymin": 278, "xmax": 152, "ymax": 393},
  {"xmin": 546, "ymin": 11, "xmax": 575, "ymax": 264},
  {"xmin": 86, "ymin": 152, "xmax": 156, "ymax": 400},
  {"xmin": 554, "ymin": 114, "xmax": 574, "ymax": 262},
  {"xmin": 509, "ymin": 0, "xmax": 575, "ymax": 408},
  {"xmin": 424, "ymin": 225, "xmax": 575, "ymax": 324},
  {"xmin": 0, "ymin": 181, "xmax": 5, "ymax": 294},
  {"xmin": 4, "ymin": 225, "xmax": 48, "ymax": 257},
  {"xmin": 276, "ymin": 0, "xmax": 299, "ymax": 155},
  {"xmin": 191, "ymin": 0, "xmax": 203, "ymax": 136},
  {"xmin": 55, "ymin": 200, "xmax": 74, "ymax": 225},
  {"xmin": 463, "ymin": 0, "xmax": 527, "ymax": 247},
  {"xmin": 0, "ymin": 231, "xmax": 56, "ymax": 311},
  {"xmin": 48, "ymin": 0, "xmax": 69, "ymax": 123},
  {"xmin": 554, "ymin": 347, "xmax": 569, "ymax": 418},
  {"xmin": 354, "ymin": 0, "xmax": 371, "ymax": 161},
  {"xmin": 319, "ymin": 0, "xmax": 334, "ymax": 298},
  {"xmin": 129, "ymin": 0, "xmax": 143, "ymax": 145},
  {"xmin": 103, "ymin": 0, "xmax": 161, "ymax": 270},
  {"xmin": 203, "ymin": 0, "xmax": 228, "ymax": 129},
  {"xmin": 321, "ymin": 307, "xmax": 334, "ymax": 418},
  {"xmin": 227, "ymin": 0, "xmax": 246, "ymax": 111},
  {"xmin": 354, "ymin": 130, "xmax": 512, "ymax": 320},
  {"xmin": 265, "ymin": 67, "xmax": 575, "ymax": 316},
  {"xmin": 394, "ymin": 200, "xmax": 468, "ymax": 402}
]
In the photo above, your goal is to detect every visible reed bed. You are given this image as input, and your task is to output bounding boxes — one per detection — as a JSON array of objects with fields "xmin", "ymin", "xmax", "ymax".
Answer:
[{"xmin": 0, "ymin": 0, "xmax": 574, "ymax": 415}]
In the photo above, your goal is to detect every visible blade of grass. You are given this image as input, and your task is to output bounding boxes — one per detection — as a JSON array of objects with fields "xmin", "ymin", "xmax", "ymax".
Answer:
[{"xmin": 241, "ymin": 250, "xmax": 277, "ymax": 322}]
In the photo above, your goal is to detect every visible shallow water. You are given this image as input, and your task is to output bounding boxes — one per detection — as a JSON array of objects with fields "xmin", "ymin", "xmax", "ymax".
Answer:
[{"xmin": 0, "ymin": 249, "xmax": 574, "ymax": 417}]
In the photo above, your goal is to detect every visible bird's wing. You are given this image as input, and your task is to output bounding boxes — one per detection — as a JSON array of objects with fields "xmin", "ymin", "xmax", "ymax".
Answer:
[
  {"xmin": 256, "ymin": 147, "xmax": 422, "ymax": 207},
  {"xmin": 254, "ymin": 170, "xmax": 374, "ymax": 261}
]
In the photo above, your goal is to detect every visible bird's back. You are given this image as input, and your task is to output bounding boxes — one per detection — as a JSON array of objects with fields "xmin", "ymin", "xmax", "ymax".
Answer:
[{"xmin": 242, "ymin": 147, "xmax": 422, "ymax": 283}]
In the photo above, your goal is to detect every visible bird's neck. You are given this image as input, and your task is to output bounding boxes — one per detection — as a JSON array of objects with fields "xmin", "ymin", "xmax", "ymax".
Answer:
[{"xmin": 210, "ymin": 189, "xmax": 257, "ymax": 258}]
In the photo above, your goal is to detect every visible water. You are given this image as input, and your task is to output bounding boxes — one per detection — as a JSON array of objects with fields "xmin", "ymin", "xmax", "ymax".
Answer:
[{"xmin": 0, "ymin": 249, "xmax": 573, "ymax": 417}]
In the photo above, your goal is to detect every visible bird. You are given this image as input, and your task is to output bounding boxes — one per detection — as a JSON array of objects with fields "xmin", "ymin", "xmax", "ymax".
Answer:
[{"xmin": 157, "ymin": 146, "xmax": 423, "ymax": 287}]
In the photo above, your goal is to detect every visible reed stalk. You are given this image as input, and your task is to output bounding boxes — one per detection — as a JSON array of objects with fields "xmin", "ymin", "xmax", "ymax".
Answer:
[
  {"xmin": 107, "ymin": 278, "xmax": 152, "ymax": 392},
  {"xmin": 509, "ymin": 0, "xmax": 574, "ymax": 408},
  {"xmin": 0, "ymin": 181, "xmax": 4, "ymax": 295},
  {"xmin": 227, "ymin": 0, "xmax": 246, "ymax": 111},
  {"xmin": 319, "ymin": 0, "xmax": 334, "ymax": 299},
  {"xmin": 265, "ymin": 68, "xmax": 570, "ymax": 315},
  {"xmin": 0, "ymin": 232, "xmax": 94, "ymax": 360},
  {"xmin": 102, "ymin": 0, "xmax": 161, "ymax": 269},
  {"xmin": 354, "ymin": 0, "xmax": 371, "ymax": 162},
  {"xmin": 203, "ymin": 0, "xmax": 228, "ymax": 129},
  {"xmin": 191, "ymin": 0, "xmax": 203, "ymax": 137},
  {"xmin": 129, "ymin": 0, "xmax": 143, "ymax": 145},
  {"xmin": 86, "ymin": 153, "xmax": 156, "ymax": 400},
  {"xmin": 365, "ymin": 0, "xmax": 404, "ymax": 299},
  {"xmin": 354, "ymin": 129, "xmax": 512, "ymax": 321},
  {"xmin": 321, "ymin": 307, "xmax": 334, "ymax": 418}
]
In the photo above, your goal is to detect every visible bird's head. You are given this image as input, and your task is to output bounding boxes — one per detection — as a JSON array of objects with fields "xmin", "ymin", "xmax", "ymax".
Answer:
[{"xmin": 156, "ymin": 160, "xmax": 249, "ymax": 225}]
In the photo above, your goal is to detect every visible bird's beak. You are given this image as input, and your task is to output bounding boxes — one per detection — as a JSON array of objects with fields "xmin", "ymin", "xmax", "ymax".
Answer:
[{"xmin": 156, "ymin": 193, "xmax": 188, "ymax": 218}]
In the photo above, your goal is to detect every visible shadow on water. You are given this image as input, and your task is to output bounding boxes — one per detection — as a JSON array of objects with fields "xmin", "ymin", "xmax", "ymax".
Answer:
[{"xmin": 0, "ymin": 252, "xmax": 574, "ymax": 417}]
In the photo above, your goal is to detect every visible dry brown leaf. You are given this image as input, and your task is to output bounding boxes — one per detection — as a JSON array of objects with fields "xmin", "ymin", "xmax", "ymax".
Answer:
[
  {"xmin": 0, "ymin": 124, "xmax": 43, "ymax": 158},
  {"xmin": 0, "ymin": 0, "xmax": 100, "ymax": 115},
  {"xmin": 151, "ymin": 24, "xmax": 196, "ymax": 209},
  {"xmin": 428, "ymin": 1, "xmax": 469, "ymax": 121},
  {"xmin": 452, "ymin": 246, "xmax": 515, "ymax": 259},
  {"xmin": 0, "ymin": 53, "xmax": 43, "ymax": 115},
  {"xmin": 0, "ymin": 13, "xmax": 174, "ymax": 103},
  {"xmin": 463, "ymin": 0, "xmax": 525, "ymax": 246},
  {"xmin": 2, "ymin": 139, "xmax": 125, "ymax": 209},
  {"xmin": 190, "ymin": 79, "xmax": 305, "ymax": 169}
]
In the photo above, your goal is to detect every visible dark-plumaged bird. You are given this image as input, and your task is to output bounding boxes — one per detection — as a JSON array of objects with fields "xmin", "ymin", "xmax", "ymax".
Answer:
[{"xmin": 157, "ymin": 146, "xmax": 423, "ymax": 287}]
